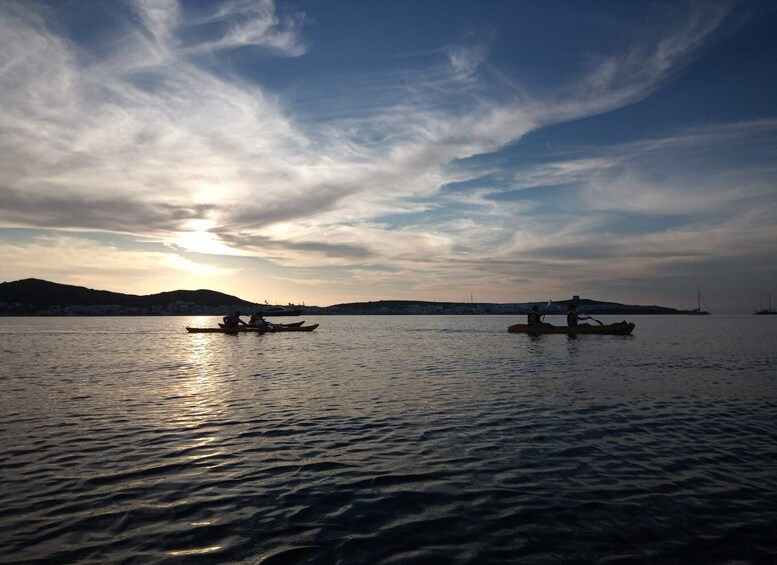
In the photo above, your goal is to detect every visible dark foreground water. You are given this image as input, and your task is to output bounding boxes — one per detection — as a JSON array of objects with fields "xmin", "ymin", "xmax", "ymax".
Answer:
[{"xmin": 1, "ymin": 315, "xmax": 775, "ymax": 564}]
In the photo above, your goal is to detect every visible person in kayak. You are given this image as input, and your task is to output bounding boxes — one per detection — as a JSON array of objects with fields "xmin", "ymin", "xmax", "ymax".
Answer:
[
  {"xmin": 222, "ymin": 311, "xmax": 247, "ymax": 328},
  {"xmin": 527, "ymin": 304, "xmax": 552, "ymax": 327},
  {"xmin": 566, "ymin": 304, "xmax": 591, "ymax": 327},
  {"xmin": 248, "ymin": 313, "xmax": 274, "ymax": 331}
]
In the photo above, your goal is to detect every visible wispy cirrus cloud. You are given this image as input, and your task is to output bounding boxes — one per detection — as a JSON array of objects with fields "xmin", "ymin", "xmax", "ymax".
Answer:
[
  {"xmin": 0, "ymin": 0, "xmax": 729, "ymax": 237},
  {"xmin": 4, "ymin": 0, "xmax": 769, "ymax": 310},
  {"xmin": 178, "ymin": 0, "xmax": 307, "ymax": 56},
  {"xmin": 540, "ymin": 1, "xmax": 730, "ymax": 122},
  {"xmin": 447, "ymin": 43, "xmax": 490, "ymax": 80}
]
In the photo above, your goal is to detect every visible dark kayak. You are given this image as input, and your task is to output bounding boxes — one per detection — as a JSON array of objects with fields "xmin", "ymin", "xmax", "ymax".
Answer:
[
  {"xmin": 187, "ymin": 324, "xmax": 319, "ymax": 333},
  {"xmin": 507, "ymin": 322, "xmax": 634, "ymax": 335},
  {"xmin": 219, "ymin": 321, "xmax": 305, "ymax": 329}
]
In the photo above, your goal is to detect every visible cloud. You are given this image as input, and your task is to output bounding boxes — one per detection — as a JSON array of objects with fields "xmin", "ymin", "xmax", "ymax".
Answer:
[
  {"xmin": 178, "ymin": 0, "xmax": 307, "ymax": 56},
  {"xmin": 0, "ymin": 233, "xmax": 237, "ymax": 294},
  {"xmin": 0, "ymin": 187, "xmax": 216, "ymax": 234},
  {"xmin": 134, "ymin": 0, "xmax": 180, "ymax": 50},
  {"xmin": 0, "ymin": 0, "xmax": 751, "ymax": 301},
  {"xmin": 0, "ymin": 0, "xmax": 307, "ymax": 227},
  {"xmin": 366, "ymin": 114, "xmax": 777, "ymax": 304},
  {"xmin": 540, "ymin": 2, "xmax": 731, "ymax": 122},
  {"xmin": 578, "ymin": 120, "xmax": 777, "ymax": 216},
  {"xmin": 509, "ymin": 158, "xmax": 622, "ymax": 191},
  {"xmin": 447, "ymin": 43, "xmax": 489, "ymax": 79},
  {"xmin": 509, "ymin": 203, "xmax": 777, "ymax": 291},
  {"xmin": 219, "ymin": 229, "xmax": 374, "ymax": 264}
]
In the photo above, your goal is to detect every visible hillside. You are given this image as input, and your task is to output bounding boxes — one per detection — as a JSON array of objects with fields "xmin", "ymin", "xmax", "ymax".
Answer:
[
  {"xmin": 0, "ymin": 279, "xmax": 692, "ymax": 316},
  {"xmin": 302, "ymin": 298, "xmax": 688, "ymax": 316},
  {"xmin": 0, "ymin": 279, "xmax": 253, "ymax": 315}
]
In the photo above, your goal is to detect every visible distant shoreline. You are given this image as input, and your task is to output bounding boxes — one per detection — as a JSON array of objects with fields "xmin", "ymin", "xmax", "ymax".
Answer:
[
  {"xmin": 0, "ymin": 312, "xmax": 698, "ymax": 317},
  {"xmin": 1, "ymin": 278, "xmax": 698, "ymax": 316}
]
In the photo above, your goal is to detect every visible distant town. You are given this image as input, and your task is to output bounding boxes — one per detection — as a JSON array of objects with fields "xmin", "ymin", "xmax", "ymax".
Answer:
[{"xmin": 0, "ymin": 278, "xmax": 696, "ymax": 316}]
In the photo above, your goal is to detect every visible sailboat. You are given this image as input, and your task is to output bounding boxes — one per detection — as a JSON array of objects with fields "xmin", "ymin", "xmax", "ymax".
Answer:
[
  {"xmin": 688, "ymin": 289, "xmax": 710, "ymax": 315},
  {"xmin": 753, "ymin": 293, "xmax": 776, "ymax": 315}
]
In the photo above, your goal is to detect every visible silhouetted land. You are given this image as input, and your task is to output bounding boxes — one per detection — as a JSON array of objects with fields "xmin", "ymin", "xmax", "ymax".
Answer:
[
  {"xmin": 0, "ymin": 279, "xmax": 253, "ymax": 315},
  {"xmin": 1, "ymin": 278, "xmax": 694, "ymax": 316}
]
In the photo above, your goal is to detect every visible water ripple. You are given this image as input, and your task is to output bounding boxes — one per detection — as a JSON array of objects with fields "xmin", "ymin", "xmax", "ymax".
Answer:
[{"xmin": 1, "ymin": 315, "xmax": 775, "ymax": 563}]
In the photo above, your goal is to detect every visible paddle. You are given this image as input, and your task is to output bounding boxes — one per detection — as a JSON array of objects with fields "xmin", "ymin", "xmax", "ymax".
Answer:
[
  {"xmin": 568, "ymin": 303, "xmax": 604, "ymax": 326},
  {"xmin": 541, "ymin": 299, "xmax": 552, "ymax": 322},
  {"xmin": 581, "ymin": 314, "xmax": 604, "ymax": 326}
]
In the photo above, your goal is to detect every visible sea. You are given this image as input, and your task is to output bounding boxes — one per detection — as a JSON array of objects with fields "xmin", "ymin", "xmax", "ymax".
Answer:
[{"xmin": 0, "ymin": 315, "xmax": 775, "ymax": 564}]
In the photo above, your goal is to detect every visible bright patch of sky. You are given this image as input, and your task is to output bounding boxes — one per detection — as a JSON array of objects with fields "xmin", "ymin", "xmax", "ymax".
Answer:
[{"xmin": 1, "ymin": 0, "xmax": 776, "ymax": 311}]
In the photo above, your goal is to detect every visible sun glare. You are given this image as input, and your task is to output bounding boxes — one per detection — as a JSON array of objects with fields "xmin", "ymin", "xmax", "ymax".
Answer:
[
  {"xmin": 166, "ymin": 254, "xmax": 232, "ymax": 276},
  {"xmin": 171, "ymin": 220, "xmax": 241, "ymax": 256}
]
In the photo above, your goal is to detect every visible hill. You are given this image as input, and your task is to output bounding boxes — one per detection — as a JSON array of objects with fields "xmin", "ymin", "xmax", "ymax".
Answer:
[
  {"xmin": 0, "ymin": 279, "xmax": 253, "ymax": 315},
  {"xmin": 0, "ymin": 279, "xmax": 693, "ymax": 316},
  {"xmin": 301, "ymin": 298, "xmax": 689, "ymax": 316}
]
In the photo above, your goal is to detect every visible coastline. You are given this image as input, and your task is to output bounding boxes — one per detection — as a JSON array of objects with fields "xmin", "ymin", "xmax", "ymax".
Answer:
[{"xmin": 1, "ymin": 279, "xmax": 700, "ymax": 316}]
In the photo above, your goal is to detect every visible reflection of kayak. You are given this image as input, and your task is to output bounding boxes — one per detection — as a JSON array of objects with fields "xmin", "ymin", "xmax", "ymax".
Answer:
[
  {"xmin": 507, "ymin": 322, "xmax": 635, "ymax": 335},
  {"xmin": 187, "ymin": 324, "xmax": 319, "ymax": 333}
]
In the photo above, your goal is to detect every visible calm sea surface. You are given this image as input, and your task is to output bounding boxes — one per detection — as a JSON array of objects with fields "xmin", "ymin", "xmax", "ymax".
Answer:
[{"xmin": 1, "ymin": 315, "xmax": 775, "ymax": 564}]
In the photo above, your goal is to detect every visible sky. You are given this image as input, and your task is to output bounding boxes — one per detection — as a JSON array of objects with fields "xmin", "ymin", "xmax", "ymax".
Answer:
[{"xmin": 1, "ymin": 0, "xmax": 776, "ymax": 312}]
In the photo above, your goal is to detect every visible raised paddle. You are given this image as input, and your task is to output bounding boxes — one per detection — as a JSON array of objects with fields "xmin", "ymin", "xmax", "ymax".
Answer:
[
  {"xmin": 581, "ymin": 314, "xmax": 604, "ymax": 326},
  {"xmin": 541, "ymin": 299, "xmax": 552, "ymax": 321}
]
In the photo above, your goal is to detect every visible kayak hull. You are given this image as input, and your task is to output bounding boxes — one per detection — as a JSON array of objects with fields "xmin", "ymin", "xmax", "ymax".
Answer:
[
  {"xmin": 508, "ymin": 322, "xmax": 635, "ymax": 335},
  {"xmin": 274, "ymin": 323, "xmax": 318, "ymax": 332},
  {"xmin": 187, "ymin": 324, "xmax": 319, "ymax": 333}
]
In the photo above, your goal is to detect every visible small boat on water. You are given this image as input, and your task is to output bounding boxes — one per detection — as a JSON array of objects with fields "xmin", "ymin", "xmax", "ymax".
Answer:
[
  {"xmin": 688, "ymin": 289, "xmax": 710, "ymax": 315},
  {"xmin": 219, "ymin": 321, "xmax": 305, "ymax": 329},
  {"xmin": 507, "ymin": 322, "xmax": 635, "ymax": 335},
  {"xmin": 753, "ymin": 293, "xmax": 776, "ymax": 315},
  {"xmin": 254, "ymin": 306, "xmax": 302, "ymax": 317},
  {"xmin": 187, "ymin": 323, "xmax": 319, "ymax": 333},
  {"xmin": 259, "ymin": 323, "xmax": 318, "ymax": 332}
]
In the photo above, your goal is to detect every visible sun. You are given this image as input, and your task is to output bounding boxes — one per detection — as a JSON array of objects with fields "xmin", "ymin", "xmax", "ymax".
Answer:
[{"xmin": 171, "ymin": 219, "xmax": 242, "ymax": 256}]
